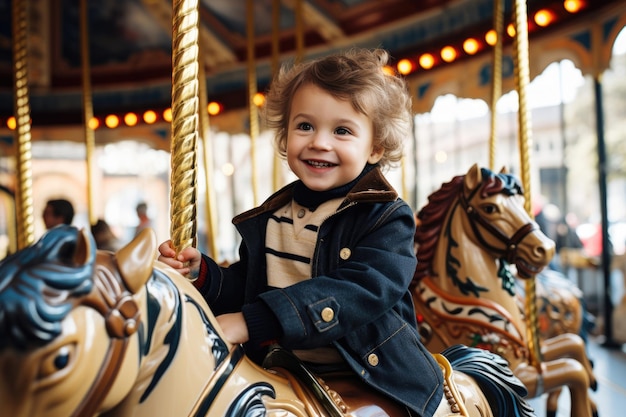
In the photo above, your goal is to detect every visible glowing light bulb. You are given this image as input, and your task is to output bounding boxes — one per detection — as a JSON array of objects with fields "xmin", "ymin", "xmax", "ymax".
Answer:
[
  {"xmin": 143, "ymin": 110, "xmax": 157, "ymax": 124},
  {"xmin": 105, "ymin": 115, "xmax": 119, "ymax": 128},
  {"xmin": 419, "ymin": 54, "xmax": 435, "ymax": 70}
]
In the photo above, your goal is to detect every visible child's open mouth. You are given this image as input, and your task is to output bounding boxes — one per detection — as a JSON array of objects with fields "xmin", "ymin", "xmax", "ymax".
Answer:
[{"xmin": 306, "ymin": 160, "xmax": 337, "ymax": 168}]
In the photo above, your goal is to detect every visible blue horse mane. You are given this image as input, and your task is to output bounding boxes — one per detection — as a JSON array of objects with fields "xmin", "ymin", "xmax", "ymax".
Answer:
[{"xmin": 0, "ymin": 226, "xmax": 94, "ymax": 350}]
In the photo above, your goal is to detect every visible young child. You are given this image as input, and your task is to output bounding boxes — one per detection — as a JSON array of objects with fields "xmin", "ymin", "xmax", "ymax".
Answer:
[{"xmin": 158, "ymin": 48, "xmax": 444, "ymax": 416}]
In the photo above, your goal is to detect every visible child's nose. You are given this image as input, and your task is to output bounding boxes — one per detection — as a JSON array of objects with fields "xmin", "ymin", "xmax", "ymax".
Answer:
[{"xmin": 309, "ymin": 132, "xmax": 332, "ymax": 150}]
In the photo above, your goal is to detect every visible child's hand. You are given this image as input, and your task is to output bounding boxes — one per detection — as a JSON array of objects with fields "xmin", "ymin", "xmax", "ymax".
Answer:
[
  {"xmin": 216, "ymin": 312, "xmax": 249, "ymax": 344},
  {"xmin": 158, "ymin": 240, "xmax": 201, "ymax": 278}
]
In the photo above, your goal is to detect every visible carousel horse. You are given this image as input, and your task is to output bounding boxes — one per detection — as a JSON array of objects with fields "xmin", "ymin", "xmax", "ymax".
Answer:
[
  {"xmin": 0, "ymin": 225, "xmax": 534, "ymax": 417},
  {"xmin": 411, "ymin": 164, "xmax": 597, "ymax": 417}
]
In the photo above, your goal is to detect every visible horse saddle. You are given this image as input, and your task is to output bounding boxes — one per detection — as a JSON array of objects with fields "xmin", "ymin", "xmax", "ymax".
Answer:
[{"xmin": 263, "ymin": 348, "xmax": 467, "ymax": 417}]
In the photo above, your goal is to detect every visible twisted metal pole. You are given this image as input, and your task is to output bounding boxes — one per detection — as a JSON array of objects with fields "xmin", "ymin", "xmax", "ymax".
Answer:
[
  {"xmin": 198, "ymin": 61, "xmax": 219, "ymax": 260},
  {"xmin": 80, "ymin": 0, "xmax": 96, "ymax": 226},
  {"xmin": 170, "ymin": 0, "xmax": 199, "ymax": 268},
  {"xmin": 12, "ymin": 0, "xmax": 35, "ymax": 249},
  {"xmin": 512, "ymin": 0, "xmax": 542, "ymax": 369},
  {"xmin": 271, "ymin": 0, "xmax": 282, "ymax": 192},
  {"xmin": 295, "ymin": 0, "xmax": 304, "ymax": 65},
  {"xmin": 246, "ymin": 0, "xmax": 259, "ymax": 206},
  {"xmin": 488, "ymin": 0, "xmax": 504, "ymax": 171}
]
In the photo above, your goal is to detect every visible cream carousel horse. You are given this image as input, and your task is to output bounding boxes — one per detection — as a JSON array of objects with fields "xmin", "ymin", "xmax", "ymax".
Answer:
[
  {"xmin": 0, "ymin": 225, "xmax": 533, "ymax": 417},
  {"xmin": 411, "ymin": 164, "xmax": 597, "ymax": 417}
]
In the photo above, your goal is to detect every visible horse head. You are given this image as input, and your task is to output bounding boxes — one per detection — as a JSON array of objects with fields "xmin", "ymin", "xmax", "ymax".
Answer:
[
  {"xmin": 460, "ymin": 164, "xmax": 555, "ymax": 280},
  {"xmin": 414, "ymin": 164, "xmax": 555, "ymax": 298},
  {"xmin": 0, "ymin": 226, "xmax": 153, "ymax": 416}
]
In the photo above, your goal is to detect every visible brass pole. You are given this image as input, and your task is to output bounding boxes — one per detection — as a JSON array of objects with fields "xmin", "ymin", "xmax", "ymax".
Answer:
[
  {"xmin": 488, "ymin": 0, "xmax": 504, "ymax": 171},
  {"xmin": 198, "ymin": 61, "xmax": 219, "ymax": 260},
  {"xmin": 246, "ymin": 0, "xmax": 259, "ymax": 206},
  {"xmin": 11, "ymin": 0, "xmax": 35, "ymax": 249},
  {"xmin": 170, "ymin": 0, "xmax": 200, "ymax": 264},
  {"xmin": 271, "ymin": 0, "xmax": 281, "ymax": 78},
  {"xmin": 295, "ymin": 0, "xmax": 304, "ymax": 64},
  {"xmin": 80, "ymin": 0, "xmax": 97, "ymax": 226},
  {"xmin": 513, "ymin": 0, "xmax": 542, "ymax": 369},
  {"xmin": 271, "ymin": 0, "xmax": 281, "ymax": 192},
  {"xmin": 0, "ymin": 192, "xmax": 17, "ymax": 256}
]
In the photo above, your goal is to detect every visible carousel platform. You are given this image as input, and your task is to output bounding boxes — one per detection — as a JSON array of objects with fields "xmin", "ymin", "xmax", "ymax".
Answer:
[{"xmin": 527, "ymin": 335, "xmax": 626, "ymax": 416}]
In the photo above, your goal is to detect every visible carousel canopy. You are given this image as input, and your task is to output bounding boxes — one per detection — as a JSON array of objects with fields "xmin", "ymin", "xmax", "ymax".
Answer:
[{"xmin": 0, "ymin": 0, "xmax": 624, "ymax": 133}]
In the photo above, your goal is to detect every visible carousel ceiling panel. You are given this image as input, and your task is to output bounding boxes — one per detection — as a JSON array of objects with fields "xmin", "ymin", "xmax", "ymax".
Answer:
[{"xmin": 0, "ymin": 0, "xmax": 623, "ymax": 128}]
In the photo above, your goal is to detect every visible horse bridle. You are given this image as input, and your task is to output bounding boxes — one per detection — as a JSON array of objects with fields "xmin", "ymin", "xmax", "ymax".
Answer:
[
  {"xmin": 458, "ymin": 186, "xmax": 538, "ymax": 265},
  {"xmin": 70, "ymin": 263, "xmax": 141, "ymax": 417}
]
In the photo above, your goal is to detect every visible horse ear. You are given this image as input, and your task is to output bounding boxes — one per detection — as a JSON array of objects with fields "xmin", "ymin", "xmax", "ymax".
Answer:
[
  {"xmin": 463, "ymin": 163, "xmax": 482, "ymax": 195},
  {"xmin": 76, "ymin": 228, "xmax": 95, "ymax": 264},
  {"xmin": 499, "ymin": 166, "xmax": 508, "ymax": 174},
  {"xmin": 116, "ymin": 228, "xmax": 157, "ymax": 294}
]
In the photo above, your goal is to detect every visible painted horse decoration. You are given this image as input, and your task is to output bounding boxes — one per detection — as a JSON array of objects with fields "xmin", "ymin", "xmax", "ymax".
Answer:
[
  {"xmin": 411, "ymin": 164, "xmax": 597, "ymax": 417},
  {"xmin": 0, "ymin": 225, "xmax": 534, "ymax": 417}
]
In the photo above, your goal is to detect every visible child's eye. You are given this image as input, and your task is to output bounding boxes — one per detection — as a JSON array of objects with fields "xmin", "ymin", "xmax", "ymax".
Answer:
[
  {"xmin": 335, "ymin": 127, "xmax": 351, "ymax": 135},
  {"xmin": 297, "ymin": 122, "xmax": 313, "ymax": 131}
]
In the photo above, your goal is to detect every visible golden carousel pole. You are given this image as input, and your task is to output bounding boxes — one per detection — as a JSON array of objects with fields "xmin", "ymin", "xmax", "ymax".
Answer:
[
  {"xmin": 0, "ymin": 191, "xmax": 17, "ymax": 256},
  {"xmin": 246, "ymin": 0, "xmax": 259, "ymax": 207},
  {"xmin": 198, "ymin": 60, "xmax": 220, "ymax": 260},
  {"xmin": 170, "ymin": 0, "xmax": 200, "ymax": 266},
  {"xmin": 294, "ymin": 0, "xmax": 304, "ymax": 65},
  {"xmin": 271, "ymin": 0, "xmax": 303, "ymax": 193},
  {"xmin": 271, "ymin": 0, "xmax": 281, "ymax": 192},
  {"xmin": 512, "ymin": 0, "xmax": 542, "ymax": 369},
  {"xmin": 80, "ymin": 0, "xmax": 97, "ymax": 226},
  {"xmin": 11, "ymin": 0, "xmax": 35, "ymax": 249},
  {"xmin": 488, "ymin": 0, "xmax": 504, "ymax": 171}
]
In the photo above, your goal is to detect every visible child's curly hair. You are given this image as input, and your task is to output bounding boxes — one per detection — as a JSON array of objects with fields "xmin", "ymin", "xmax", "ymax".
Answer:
[{"xmin": 264, "ymin": 48, "xmax": 412, "ymax": 169}]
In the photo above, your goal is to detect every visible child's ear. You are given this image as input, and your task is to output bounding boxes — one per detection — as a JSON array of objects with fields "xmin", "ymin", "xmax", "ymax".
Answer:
[{"xmin": 368, "ymin": 146, "xmax": 384, "ymax": 164}]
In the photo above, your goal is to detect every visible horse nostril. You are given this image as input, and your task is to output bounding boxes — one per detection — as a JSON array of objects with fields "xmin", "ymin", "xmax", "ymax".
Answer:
[
  {"xmin": 536, "ymin": 243, "xmax": 555, "ymax": 261},
  {"xmin": 536, "ymin": 247, "xmax": 546, "ymax": 261}
]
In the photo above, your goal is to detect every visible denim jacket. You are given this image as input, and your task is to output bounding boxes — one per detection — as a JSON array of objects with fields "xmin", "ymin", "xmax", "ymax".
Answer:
[{"xmin": 197, "ymin": 166, "xmax": 443, "ymax": 417}]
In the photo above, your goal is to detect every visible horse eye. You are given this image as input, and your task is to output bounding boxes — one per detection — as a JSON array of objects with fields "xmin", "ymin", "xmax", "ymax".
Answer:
[
  {"xmin": 38, "ymin": 344, "xmax": 75, "ymax": 379},
  {"xmin": 481, "ymin": 204, "xmax": 498, "ymax": 214}
]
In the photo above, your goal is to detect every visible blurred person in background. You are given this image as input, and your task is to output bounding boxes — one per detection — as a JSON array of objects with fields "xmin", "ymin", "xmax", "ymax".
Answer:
[
  {"xmin": 535, "ymin": 202, "xmax": 583, "ymax": 271},
  {"xmin": 134, "ymin": 201, "xmax": 153, "ymax": 237},
  {"xmin": 42, "ymin": 199, "xmax": 74, "ymax": 229},
  {"xmin": 91, "ymin": 219, "xmax": 122, "ymax": 252}
]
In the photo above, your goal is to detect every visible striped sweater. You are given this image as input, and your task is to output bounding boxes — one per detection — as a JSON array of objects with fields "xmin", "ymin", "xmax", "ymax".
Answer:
[{"xmin": 266, "ymin": 197, "xmax": 343, "ymax": 288}]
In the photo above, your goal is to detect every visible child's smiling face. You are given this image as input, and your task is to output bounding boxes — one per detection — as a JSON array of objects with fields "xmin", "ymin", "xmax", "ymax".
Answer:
[{"xmin": 286, "ymin": 83, "xmax": 383, "ymax": 191}]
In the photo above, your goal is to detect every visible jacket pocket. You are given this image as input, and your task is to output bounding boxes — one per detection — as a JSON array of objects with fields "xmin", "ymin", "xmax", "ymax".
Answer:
[{"xmin": 306, "ymin": 297, "xmax": 340, "ymax": 332}]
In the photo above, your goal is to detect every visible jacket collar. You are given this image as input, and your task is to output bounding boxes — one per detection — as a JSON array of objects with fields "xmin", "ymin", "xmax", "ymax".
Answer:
[{"xmin": 233, "ymin": 166, "xmax": 398, "ymax": 225}]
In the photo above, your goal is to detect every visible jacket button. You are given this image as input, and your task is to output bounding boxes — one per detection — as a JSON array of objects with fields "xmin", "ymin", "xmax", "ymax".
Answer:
[
  {"xmin": 321, "ymin": 307, "xmax": 334, "ymax": 322},
  {"xmin": 297, "ymin": 208, "xmax": 306, "ymax": 218},
  {"xmin": 367, "ymin": 354, "xmax": 379, "ymax": 366},
  {"xmin": 339, "ymin": 247, "xmax": 351, "ymax": 260}
]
